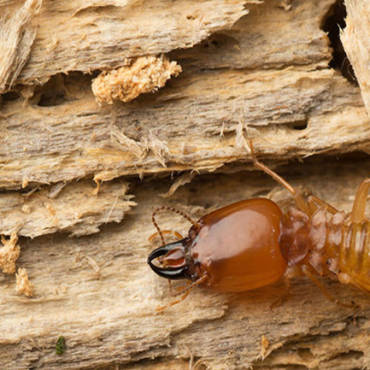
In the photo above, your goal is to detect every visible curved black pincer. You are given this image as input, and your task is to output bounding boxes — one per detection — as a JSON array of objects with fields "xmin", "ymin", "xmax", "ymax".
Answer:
[{"xmin": 147, "ymin": 239, "xmax": 188, "ymax": 280}]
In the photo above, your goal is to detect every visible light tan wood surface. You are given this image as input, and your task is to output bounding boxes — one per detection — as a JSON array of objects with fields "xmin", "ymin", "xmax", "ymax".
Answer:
[{"xmin": 0, "ymin": 0, "xmax": 369, "ymax": 368}]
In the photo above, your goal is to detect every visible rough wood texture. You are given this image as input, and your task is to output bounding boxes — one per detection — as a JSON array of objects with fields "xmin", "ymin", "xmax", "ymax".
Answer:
[
  {"xmin": 1, "ymin": 68, "xmax": 368, "ymax": 190},
  {"xmin": 341, "ymin": 0, "xmax": 370, "ymax": 117},
  {"xmin": 0, "ymin": 0, "xmax": 41, "ymax": 92},
  {"xmin": 0, "ymin": 0, "xmax": 369, "ymax": 190},
  {"xmin": 0, "ymin": 0, "xmax": 248, "ymax": 91},
  {"xmin": 0, "ymin": 159, "xmax": 369, "ymax": 369},
  {"xmin": 0, "ymin": 0, "xmax": 370, "ymax": 368},
  {"xmin": 0, "ymin": 180, "xmax": 135, "ymax": 238}
]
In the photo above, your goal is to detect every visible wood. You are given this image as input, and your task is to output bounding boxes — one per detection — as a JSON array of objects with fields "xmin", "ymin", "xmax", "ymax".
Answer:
[
  {"xmin": 0, "ymin": 0, "xmax": 369, "ymax": 368},
  {"xmin": 1, "ymin": 68, "xmax": 368, "ymax": 190},
  {"xmin": 0, "ymin": 180, "xmax": 135, "ymax": 238},
  {"xmin": 341, "ymin": 0, "xmax": 370, "ymax": 116},
  {"xmin": 1, "ymin": 0, "xmax": 369, "ymax": 190},
  {"xmin": 0, "ymin": 0, "xmax": 248, "ymax": 91},
  {"xmin": 0, "ymin": 0, "xmax": 41, "ymax": 92},
  {"xmin": 0, "ymin": 160, "xmax": 369, "ymax": 369}
]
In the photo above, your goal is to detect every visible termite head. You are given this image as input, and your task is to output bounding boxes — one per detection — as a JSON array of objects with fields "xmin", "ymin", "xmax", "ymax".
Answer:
[{"xmin": 147, "ymin": 238, "xmax": 190, "ymax": 280}]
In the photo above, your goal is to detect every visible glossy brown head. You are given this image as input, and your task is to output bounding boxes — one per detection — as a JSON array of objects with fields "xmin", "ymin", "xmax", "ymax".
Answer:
[{"xmin": 148, "ymin": 198, "xmax": 288, "ymax": 293}]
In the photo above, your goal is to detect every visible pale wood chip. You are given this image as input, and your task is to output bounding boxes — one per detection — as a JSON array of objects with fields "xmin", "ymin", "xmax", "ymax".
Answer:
[
  {"xmin": 92, "ymin": 56, "xmax": 182, "ymax": 104},
  {"xmin": 0, "ymin": 233, "xmax": 20, "ymax": 274},
  {"xmin": 16, "ymin": 267, "xmax": 34, "ymax": 297}
]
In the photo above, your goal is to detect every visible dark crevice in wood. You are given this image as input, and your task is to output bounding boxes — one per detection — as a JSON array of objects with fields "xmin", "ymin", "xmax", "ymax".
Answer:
[
  {"xmin": 36, "ymin": 72, "xmax": 93, "ymax": 107},
  {"xmin": 2, "ymin": 90, "xmax": 20, "ymax": 102},
  {"xmin": 36, "ymin": 74, "xmax": 68, "ymax": 107},
  {"xmin": 290, "ymin": 119, "xmax": 308, "ymax": 131},
  {"xmin": 321, "ymin": 0, "xmax": 357, "ymax": 85}
]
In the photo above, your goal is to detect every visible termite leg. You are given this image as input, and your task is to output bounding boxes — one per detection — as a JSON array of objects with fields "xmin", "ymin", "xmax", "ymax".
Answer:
[
  {"xmin": 148, "ymin": 230, "xmax": 183, "ymax": 244},
  {"xmin": 307, "ymin": 194, "xmax": 338, "ymax": 215},
  {"xmin": 351, "ymin": 178, "xmax": 370, "ymax": 223},
  {"xmin": 156, "ymin": 289, "xmax": 191, "ymax": 312},
  {"xmin": 270, "ymin": 277, "xmax": 291, "ymax": 310},
  {"xmin": 247, "ymin": 139, "xmax": 310, "ymax": 214},
  {"xmin": 302, "ymin": 265, "xmax": 357, "ymax": 309},
  {"xmin": 156, "ymin": 275, "xmax": 208, "ymax": 312}
]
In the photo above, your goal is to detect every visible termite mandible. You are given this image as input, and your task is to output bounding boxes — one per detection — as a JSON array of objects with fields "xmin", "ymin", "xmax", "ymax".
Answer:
[{"xmin": 147, "ymin": 140, "xmax": 370, "ymax": 309}]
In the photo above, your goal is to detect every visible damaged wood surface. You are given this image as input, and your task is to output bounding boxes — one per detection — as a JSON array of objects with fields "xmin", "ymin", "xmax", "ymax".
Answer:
[
  {"xmin": 0, "ymin": 0, "xmax": 41, "ymax": 93},
  {"xmin": 0, "ymin": 0, "xmax": 370, "ymax": 368},
  {"xmin": 0, "ymin": 0, "xmax": 248, "ymax": 90},
  {"xmin": 0, "ymin": 180, "xmax": 135, "ymax": 238},
  {"xmin": 1, "ymin": 68, "xmax": 368, "ymax": 189},
  {"xmin": 1, "ymin": 0, "xmax": 369, "ymax": 190},
  {"xmin": 0, "ymin": 159, "xmax": 369, "ymax": 369},
  {"xmin": 341, "ymin": 0, "xmax": 370, "ymax": 117}
]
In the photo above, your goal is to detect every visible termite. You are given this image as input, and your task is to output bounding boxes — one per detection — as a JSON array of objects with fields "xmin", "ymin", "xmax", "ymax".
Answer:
[{"xmin": 147, "ymin": 141, "xmax": 369, "ymax": 309}]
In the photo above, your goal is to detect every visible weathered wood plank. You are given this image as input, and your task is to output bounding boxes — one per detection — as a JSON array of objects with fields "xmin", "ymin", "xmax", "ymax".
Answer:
[
  {"xmin": 0, "ymin": 0, "xmax": 41, "ymax": 92},
  {"xmin": 1, "ymin": 0, "xmax": 369, "ymax": 190},
  {"xmin": 341, "ymin": 0, "xmax": 370, "ymax": 116},
  {"xmin": 2, "ymin": 0, "xmax": 369, "ymax": 190},
  {"xmin": 172, "ymin": 0, "xmax": 333, "ymax": 70},
  {"xmin": 0, "ymin": 180, "xmax": 135, "ymax": 238},
  {"xmin": 0, "ymin": 0, "xmax": 369, "ymax": 368},
  {"xmin": 1, "ymin": 69, "xmax": 368, "ymax": 189},
  {"xmin": 0, "ymin": 158, "xmax": 368, "ymax": 369},
  {"xmin": 0, "ymin": 0, "xmax": 248, "ymax": 91}
]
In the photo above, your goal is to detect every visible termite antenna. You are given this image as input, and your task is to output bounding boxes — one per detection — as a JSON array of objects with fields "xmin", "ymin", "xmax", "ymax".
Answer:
[
  {"xmin": 247, "ymin": 138, "xmax": 296, "ymax": 196},
  {"xmin": 152, "ymin": 206, "xmax": 198, "ymax": 246},
  {"xmin": 247, "ymin": 138, "xmax": 310, "ymax": 214}
]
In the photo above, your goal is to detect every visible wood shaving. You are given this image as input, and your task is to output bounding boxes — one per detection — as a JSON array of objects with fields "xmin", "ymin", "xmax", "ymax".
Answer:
[
  {"xmin": 259, "ymin": 334, "xmax": 270, "ymax": 360},
  {"xmin": 16, "ymin": 267, "xmax": 34, "ymax": 297},
  {"xmin": 92, "ymin": 55, "xmax": 182, "ymax": 104},
  {"xmin": 161, "ymin": 172, "xmax": 196, "ymax": 198},
  {"xmin": 0, "ymin": 233, "xmax": 20, "ymax": 274}
]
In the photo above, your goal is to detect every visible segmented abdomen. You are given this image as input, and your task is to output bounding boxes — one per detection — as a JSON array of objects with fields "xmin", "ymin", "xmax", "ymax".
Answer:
[{"xmin": 339, "ymin": 221, "xmax": 370, "ymax": 291}]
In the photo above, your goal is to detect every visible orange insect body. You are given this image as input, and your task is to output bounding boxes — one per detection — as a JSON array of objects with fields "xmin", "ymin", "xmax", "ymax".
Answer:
[{"xmin": 147, "ymin": 150, "xmax": 370, "ymax": 301}]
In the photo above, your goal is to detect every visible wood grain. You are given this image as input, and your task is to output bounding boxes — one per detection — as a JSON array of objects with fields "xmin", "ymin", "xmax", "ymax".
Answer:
[
  {"xmin": 0, "ymin": 158, "xmax": 369, "ymax": 369},
  {"xmin": 0, "ymin": 0, "xmax": 369, "ymax": 368},
  {"xmin": 1, "ymin": 0, "xmax": 369, "ymax": 190},
  {"xmin": 341, "ymin": 0, "xmax": 370, "ymax": 116},
  {"xmin": 1, "ymin": 67, "xmax": 369, "ymax": 189},
  {"xmin": 0, "ymin": 180, "xmax": 135, "ymax": 238},
  {"xmin": 0, "ymin": 0, "xmax": 248, "ymax": 90}
]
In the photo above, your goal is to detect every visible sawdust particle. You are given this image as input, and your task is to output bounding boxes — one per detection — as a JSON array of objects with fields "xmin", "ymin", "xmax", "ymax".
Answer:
[
  {"xmin": 16, "ymin": 267, "xmax": 34, "ymax": 297},
  {"xmin": 260, "ymin": 334, "xmax": 270, "ymax": 359},
  {"xmin": 0, "ymin": 233, "xmax": 21, "ymax": 274},
  {"xmin": 92, "ymin": 55, "xmax": 182, "ymax": 104}
]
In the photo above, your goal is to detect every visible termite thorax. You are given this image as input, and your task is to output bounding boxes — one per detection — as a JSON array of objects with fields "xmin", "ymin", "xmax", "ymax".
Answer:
[{"xmin": 280, "ymin": 206, "xmax": 346, "ymax": 275}]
